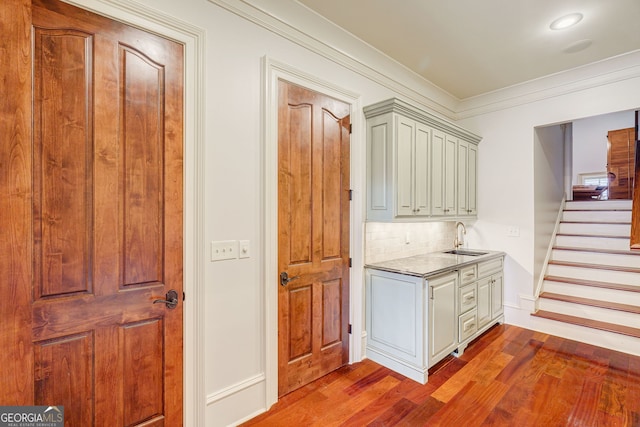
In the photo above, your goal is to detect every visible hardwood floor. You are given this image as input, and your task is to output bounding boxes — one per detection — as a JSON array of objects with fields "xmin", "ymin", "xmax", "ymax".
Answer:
[{"xmin": 241, "ymin": 324, "xmax": 640, "ymax": 426}]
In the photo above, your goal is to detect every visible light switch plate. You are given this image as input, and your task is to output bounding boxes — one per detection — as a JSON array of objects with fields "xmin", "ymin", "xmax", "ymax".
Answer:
[
  {"xmin": 211, "ymin": 240, "xmax": 238, "ymax": 261},
  {"xmin": 507, "ymin": 226, "xmax": 520, "ymax": 237}
]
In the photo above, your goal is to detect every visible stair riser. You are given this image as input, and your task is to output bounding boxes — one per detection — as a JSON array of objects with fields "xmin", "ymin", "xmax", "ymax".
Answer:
[
  {"xmin": 538, "ymin": 298, "xmax": 640, "ymax": 328},
  {"xmin": 562, "ymin": 210, "xmax": 631, "ymax": 223},
  {"xmin": 546, "ymin": 264, "xmax": 640, "ymax": 285},
  {"xmin": 558, "ymin": 222, "xmax": 630, "ymax": 237},
  {"xmin": 530, "ymin": 315, "xmax": 640, "ymax": 357},
  {"xmin": 565, "ymin": 200, "xmax": 633, "ymax": 210},
  {"xmin": 543, "ymin": 280, "xmax": 640, "ymax": 306},
  {"xmin": 554, "ymin": 235, "xmax": 630, "ymax": 251},
  {"xmin": 551, "ymin": 250, "xmax": 640, "ymax": 269}
]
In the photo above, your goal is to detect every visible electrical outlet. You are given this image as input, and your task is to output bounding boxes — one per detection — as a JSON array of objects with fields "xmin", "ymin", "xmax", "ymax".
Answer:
[
  {"xmin": 507, "ymin": 226, "xmax": 520, "ymax": 237},
  {"xmin": 239, "ymin": 240, "xmax": 250, "ymax": 258},
  {"xmin": 211, "ymin": 240, "xmax": 238, "ymax": 261}
]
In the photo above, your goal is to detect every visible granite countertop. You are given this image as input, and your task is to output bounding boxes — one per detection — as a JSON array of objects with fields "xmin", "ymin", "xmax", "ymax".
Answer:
[{"xmin": 365, "ymin": 249, "xmax": 505, "ymax": 278}]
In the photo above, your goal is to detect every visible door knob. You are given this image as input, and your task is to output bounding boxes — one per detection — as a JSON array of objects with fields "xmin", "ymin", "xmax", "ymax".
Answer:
[
  {"xmin": 280, "ymin": 272, "xmax": 300, "ymax": 287},
  {"xmin": 153, "ymin": 289, "xmax": 179, "ymax": 309}
]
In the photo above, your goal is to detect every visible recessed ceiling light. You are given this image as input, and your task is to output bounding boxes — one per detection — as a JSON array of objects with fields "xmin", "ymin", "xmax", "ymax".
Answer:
[{"xmin": 549, "ymin": 13, "xmax": 583, "ymax": 30}]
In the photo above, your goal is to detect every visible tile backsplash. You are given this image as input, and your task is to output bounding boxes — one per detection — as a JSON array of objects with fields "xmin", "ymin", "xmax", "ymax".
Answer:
[{"xmin": 365, "ymin": 221, "xmax": 457, "ymax": 264}]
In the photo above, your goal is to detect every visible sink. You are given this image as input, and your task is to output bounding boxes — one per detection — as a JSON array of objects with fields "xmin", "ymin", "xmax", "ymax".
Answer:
[{"xmin": 443, "ymin": 249, "xmax": 488, "ymax": 256}]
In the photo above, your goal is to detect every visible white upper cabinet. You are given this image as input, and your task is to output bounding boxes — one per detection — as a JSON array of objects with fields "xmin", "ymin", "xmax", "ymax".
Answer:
[
  {"xmin": 365, "ymin": 98, "xmax": 481, "ymax": 221},
  {"xmin": 457, "ymin": 139, "xmax": 478, "ymax": 216}
]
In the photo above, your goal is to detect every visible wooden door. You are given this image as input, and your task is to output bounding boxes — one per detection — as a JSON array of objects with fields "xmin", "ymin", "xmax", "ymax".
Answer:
[
  {"xmin": 607, "ymin": 127, "xmax": 635, "ymax": 199},
  {"xmin": 0, "ymin": 0, "xmax": 184, "ymax": 425},
  {"xmin": 277, "ymin": 80, "xmax": 350, "ymax": 396}
]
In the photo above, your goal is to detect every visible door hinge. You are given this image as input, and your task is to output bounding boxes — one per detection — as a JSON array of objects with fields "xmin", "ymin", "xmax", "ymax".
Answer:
[
  {"xmin": 349, "ymin": 258, "xmax": 352, "ymax": 268},
  {"xmin": 349, "ymin": 124, "xmax": 352, "ymax": 134},
  {"xmin": 349, "ymin": 189, "xmax": 353, "ymax": 201},
  {"xmin": 348, "ymin": 324, "xmax": 352, "ymax": 334},
  {"xmin": 183, "ymin": 291, "xmax": 186, "ymax": 301}
]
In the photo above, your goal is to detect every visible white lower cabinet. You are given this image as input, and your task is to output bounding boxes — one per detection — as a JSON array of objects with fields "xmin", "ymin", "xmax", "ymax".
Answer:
[
  {"xmin": 477, "ymin": 277, "xmax": 492, "ymax": 328},
  {"xmin": 365, "ymin": 269, "xmax": 427, "ymax": 383},
  {"xmin": 428, "ymin": 272, "xmax": 458, "ymax": 366},
  {"xmin": 456, "ymin": 258, "xmax": 505, "ymax": 355},
  {"xmin": 365, "ymin": 255, "xmax": 504, "ymax": 384}
]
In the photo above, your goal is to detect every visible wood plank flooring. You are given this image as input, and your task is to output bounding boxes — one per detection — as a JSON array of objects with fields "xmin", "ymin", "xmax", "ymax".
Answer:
[{"xmin": 241, "ymin": 324, "xmax": 640, "ymax": 426}]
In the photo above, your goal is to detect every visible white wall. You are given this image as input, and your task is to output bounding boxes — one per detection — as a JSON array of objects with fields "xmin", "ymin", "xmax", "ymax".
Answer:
[
  {"xmin": 533, "ymin": 125, "xmax": 565, "ymax": 290},
  {"xmin": 458, "ymin": 77, "xmax": 640, "ymax": 328},
  {"xmin": 572, "ymin": 110, "xmax": 635, "ymax": 184}
]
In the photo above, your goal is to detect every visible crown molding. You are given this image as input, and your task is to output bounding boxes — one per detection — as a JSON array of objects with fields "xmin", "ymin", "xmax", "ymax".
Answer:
[
  {"xmin": 456, "ymin": 50, "xmax": 640, "ymax": 119},
  {"xmin": 209, "ymin": 1, "xmax": 640, "ymax": 120},
  {"xmin": 207, "ymin": 0, "xmax": 459, "ymax": 119}
]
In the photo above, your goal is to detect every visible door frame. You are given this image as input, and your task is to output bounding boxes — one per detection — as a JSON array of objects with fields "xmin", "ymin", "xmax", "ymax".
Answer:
[
  {"xmin": 61, "ymin": 0, "xmax": 206, "ymax": 425},
  {"xmin": 262, "ymin": 57, "xmax": 365, "ymax": 407}
]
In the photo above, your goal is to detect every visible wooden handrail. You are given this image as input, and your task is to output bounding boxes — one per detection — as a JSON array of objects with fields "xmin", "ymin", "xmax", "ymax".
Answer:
[{"xmin": 631, "ymin": 110, "xmax": 639, "ymax": 250}]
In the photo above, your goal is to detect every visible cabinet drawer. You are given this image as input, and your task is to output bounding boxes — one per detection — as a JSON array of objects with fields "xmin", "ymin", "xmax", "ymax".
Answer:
[
  {"xmin": 478, "ymin": 257, "xmax": 503, "ymax": 278},
  {"xmin": 459, "ymin": 283, "xmax": 477, "ymax": 314},
  {"xmin": 459, "ymin": 264, "xmax": 477, "ymax": 286},
  {"xmin": 459, "ymin": 310, "xmax": 478, "ymax": 342}
]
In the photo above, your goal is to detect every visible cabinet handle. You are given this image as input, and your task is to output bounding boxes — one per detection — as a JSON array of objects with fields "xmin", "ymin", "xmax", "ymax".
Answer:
[
  {"xmin": 463, "ymin": 293, "xmax": 475, "ymax": 302},
  {"xmin": 464, "ymin": 322, "xmax": 476, "ymax": 332}
]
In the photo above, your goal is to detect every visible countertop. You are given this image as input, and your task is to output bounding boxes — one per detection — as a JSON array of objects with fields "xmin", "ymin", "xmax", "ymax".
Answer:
[{"xmin": 364, "ymin": 249, "xmax": 505, "ymax": 278}]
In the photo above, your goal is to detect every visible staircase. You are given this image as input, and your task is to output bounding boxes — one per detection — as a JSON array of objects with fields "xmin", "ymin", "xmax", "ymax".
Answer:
[{"xmin": 532, "ymin": 199, "xmax": 640, "ymax": 356}]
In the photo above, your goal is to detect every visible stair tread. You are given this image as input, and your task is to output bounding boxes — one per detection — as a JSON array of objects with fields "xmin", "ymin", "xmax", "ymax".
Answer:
[
  {"xmin": 563, "ymin": 209, "xmax": 632, "ymax": 212},
  {"xmin": 539, "ymin": 292, "xmax": 640, "ymax": 314},
  {"xmin": 548, "ymin": 260, "xmax": 640, "ymax": 273},
  {"xmin": 544, "ymin": 275, "xmax": 640, "ymax": 293},
  {"xmin": 553, "ymin": 246, "xmax": 640, "ymax": 256},
  {"xmin": 532, "ymin": 310, "xmax": 640, "ymax": 339},
  {"xmin": 561, "ymin": 221, "xmax": 631, "ymax": 225},
  {"xmin": 556, "ymin": 233, "xmax": 630, "ymax": 239}
]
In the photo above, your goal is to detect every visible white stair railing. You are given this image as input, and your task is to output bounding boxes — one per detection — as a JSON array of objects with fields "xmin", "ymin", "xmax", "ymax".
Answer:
[{"xmin": 534, "ymin": 196, "xmax": 566, "ymax": 305}]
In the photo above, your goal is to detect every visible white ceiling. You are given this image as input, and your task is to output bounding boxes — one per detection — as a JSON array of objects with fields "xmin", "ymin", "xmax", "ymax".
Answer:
[{"xmin": 296, "ymin": 0, "xmax": 640, "ymax": 99}]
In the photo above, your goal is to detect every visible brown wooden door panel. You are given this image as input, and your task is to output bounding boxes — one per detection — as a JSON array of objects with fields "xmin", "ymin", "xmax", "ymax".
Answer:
[
  {"xmin": 607, "ymin": 128, "xmax": 635, "ymax": 200},
  {"xmin": 278, "ymin": 80, "xmax": 350, "ymax": 396},
  {"xmin": 0, "ymin": 0, "xmax": 35, "ymax": 407},
  {"xmin": 0, "ymin": 0, "xmax": 186, "ymax": 424}
]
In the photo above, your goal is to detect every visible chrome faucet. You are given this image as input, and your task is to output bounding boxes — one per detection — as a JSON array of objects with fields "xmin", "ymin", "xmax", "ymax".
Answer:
[{"xmin": 454, "ymin": 221, "xmax": 467, "ymax": 248}]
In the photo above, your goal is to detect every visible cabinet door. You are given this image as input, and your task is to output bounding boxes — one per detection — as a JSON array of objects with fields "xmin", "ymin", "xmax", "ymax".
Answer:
[
  {"xmin": 429, "ymin": 272, "xmax": 458, "ymax": 366},
  {"xmin": 457, "ymin": 140, "xmax": 468, "ymax": 216},
  {"xmin": 367, "ymin": 114, "xmax": 393, "ymax": 221},
  {"xmin": 396, "ymin": 116, "xmax": 415, "ymax": 216},
  {"xmin": 476, "ymin": 277, "xmax": 491, "ymax": 328},
  {"xmin": 457, "ymin": 141, "xmax": 478, "ymax": 217},
  {"xmin": 414, "ymin": 123, "xmax": 431, "ymax": 216},
  {"xmin": 366, "ymin": 269, "xmax": 425, "ymax": 367},
  {"xmin": 444, "ymin": 134, "xmax": 457, "ymax": 216},
  {"xmin": 467, "ymin": 143, "xmax": 478, "ymax": 216},
  {"xmin": 491, "ymin": 273, "xmax": 504, "ymax": 319},
  {"xmin": 430, "ymin": 129, "xmax": 445, "ymax": 215}
]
